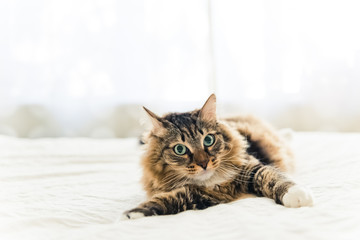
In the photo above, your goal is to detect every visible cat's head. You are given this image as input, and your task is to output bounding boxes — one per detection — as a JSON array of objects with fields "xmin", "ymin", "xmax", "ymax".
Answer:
[{"xmin": 142, "ymin": 94, "xmax": 244, "ymax": 187}]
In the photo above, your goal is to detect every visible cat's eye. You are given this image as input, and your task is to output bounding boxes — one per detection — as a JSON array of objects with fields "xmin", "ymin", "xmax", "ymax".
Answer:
[
  {"xmin": 203, "ymin": 134, "xmax": 215, "ymax": 147},
  {"xmin": 174, "ymin": 144, "xmax": 187, "ymax": 155}
]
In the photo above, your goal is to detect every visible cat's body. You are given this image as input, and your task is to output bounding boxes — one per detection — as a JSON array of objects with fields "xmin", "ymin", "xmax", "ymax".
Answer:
[{"xmin": 123, "ymin": 94, "xmax": 313, "ymax": 219}]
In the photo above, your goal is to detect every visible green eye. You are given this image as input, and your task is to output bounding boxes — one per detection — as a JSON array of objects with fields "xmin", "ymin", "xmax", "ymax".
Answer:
[
  {"xmin": 203, "ymin": 134, "xmax": 215, "ymax": 147},
  {"xmin": 174, "ymin": 144, "xmax": 187, "ymax": 155}
]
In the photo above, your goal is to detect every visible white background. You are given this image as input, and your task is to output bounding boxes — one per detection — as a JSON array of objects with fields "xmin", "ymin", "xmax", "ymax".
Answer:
[{"xmin": 1, "ymin": 0, "xmax": 360, "ymax": 137}]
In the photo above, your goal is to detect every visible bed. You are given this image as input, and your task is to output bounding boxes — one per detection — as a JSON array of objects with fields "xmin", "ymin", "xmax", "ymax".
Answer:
[{"xmin": 1, "ymin": 132, "xmax": 359, "ymax": 240}]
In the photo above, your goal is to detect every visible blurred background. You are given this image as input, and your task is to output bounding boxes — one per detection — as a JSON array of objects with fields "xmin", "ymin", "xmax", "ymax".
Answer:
[{"xmin": 1, "ymin": 0, "xmax": 360, "ymax": 138}]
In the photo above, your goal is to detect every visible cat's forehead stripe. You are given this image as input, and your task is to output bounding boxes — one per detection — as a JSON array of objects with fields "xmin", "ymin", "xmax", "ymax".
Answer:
[
  {"xmin": 186, "ymin": 125, "xmax": 195, "ymax": 139},
  {"xmin": 181, "ymin": 133, "xmax": 185, "ymax": 142},
  {"xmin": 164, "ymin": 112, "xmax": 202, "ymax": 141}
]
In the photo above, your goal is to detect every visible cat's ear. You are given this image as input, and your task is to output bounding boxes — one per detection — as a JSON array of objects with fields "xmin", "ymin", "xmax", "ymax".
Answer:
[
  {"xmin": 143, "ymin": 107, "xmax": 166, "ymax": 133},
  {"xmin": 199, "ymin": 94, "xmax": 217, "ymax": 123}
]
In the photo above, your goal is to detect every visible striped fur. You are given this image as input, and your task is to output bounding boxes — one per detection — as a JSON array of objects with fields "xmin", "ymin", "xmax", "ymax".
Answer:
[{"xmin": 124, "ymin": 94, "xmax": 311, "ymax": 219}]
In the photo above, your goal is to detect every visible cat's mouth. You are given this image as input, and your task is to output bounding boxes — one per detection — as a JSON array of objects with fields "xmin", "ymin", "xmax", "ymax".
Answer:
[{"xmin": 193, "ymin": 169, "xmax": 215, "ymax": 181}]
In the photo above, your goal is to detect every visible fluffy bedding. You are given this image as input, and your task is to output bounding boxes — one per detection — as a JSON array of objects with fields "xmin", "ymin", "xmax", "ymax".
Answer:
[{"xmin": 1, "ymin": 132, "xmax": 360, "ymax": 240}]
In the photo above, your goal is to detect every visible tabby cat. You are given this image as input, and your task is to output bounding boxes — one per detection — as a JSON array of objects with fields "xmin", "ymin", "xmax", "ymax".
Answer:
[{"xmin": 123, "ymin": 94, "xmax": 313, "ymax": 219}]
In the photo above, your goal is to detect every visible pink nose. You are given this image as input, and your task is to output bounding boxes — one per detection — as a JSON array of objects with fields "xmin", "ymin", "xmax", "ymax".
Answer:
[{"xmin": 196, "ymin": 160, "xmax": 209, "ymax": 170}]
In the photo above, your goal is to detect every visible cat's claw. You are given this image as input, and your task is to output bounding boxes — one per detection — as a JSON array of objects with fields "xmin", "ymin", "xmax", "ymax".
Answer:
[
  {"xmin": 122, "ymin": 211, "xmax": 146, "ymax": 220},
  {"xmin": 282, "ymin": 185, "xmax": 314, "ymax": 208},
  {"xmin": 123, "ymin": 212, "xmax": 145, "ymax": 219},
  {"xmin": 122, "ymin": 207, "xmax": 158, "ymax": 220}
]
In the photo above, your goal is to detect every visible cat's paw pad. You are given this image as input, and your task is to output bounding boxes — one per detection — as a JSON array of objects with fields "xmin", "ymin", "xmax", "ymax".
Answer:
[{"xmin": 282, "ymin": 185, "xmax": 314, "ymax": 208}]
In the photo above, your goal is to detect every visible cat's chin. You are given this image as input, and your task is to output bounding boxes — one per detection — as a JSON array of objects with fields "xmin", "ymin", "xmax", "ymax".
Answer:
[{"xmin": 192, "ymin": 169, "xmax": 215, "ymax": 181}]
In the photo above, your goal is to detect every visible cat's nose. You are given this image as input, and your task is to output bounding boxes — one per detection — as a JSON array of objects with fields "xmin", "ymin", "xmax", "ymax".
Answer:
[{"xmin": 196, "ymin": 160, "xmax": 209, "ymax": 170}]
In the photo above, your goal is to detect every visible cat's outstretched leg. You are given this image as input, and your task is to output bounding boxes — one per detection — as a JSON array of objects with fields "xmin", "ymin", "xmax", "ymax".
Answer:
[
  {"xmin": 238, "ymin": 157, "xmax": 314, "ymax": 208},
  {"xmin": 122, "ymin": 186, "xmax": 221, "ymax": 220}
]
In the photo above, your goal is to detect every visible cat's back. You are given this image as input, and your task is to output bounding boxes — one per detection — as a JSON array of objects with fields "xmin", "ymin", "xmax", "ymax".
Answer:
[
  {"xmin": 221, "ymin": 114, "xmax": 276, "ymax": 139},
  {"xmin": 221, "ymin": 115, "xmax": 295, "ymax": 172}
]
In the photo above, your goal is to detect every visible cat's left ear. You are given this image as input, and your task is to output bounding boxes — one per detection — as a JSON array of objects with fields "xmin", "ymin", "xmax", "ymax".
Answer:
[
  {"xmin": 143, "ymin": 107, "xmax": 169, "ymax": 136},
  {"xmin": 199, "ymin": 94, "xmax": 217, "ymax": 123},
  {"xmin": 143, "ymin": 107, "xmax": 163, "ymax": 130}
]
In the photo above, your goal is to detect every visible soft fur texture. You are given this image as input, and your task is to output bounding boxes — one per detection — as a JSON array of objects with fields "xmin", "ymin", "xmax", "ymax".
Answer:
[{"xmin": 123, "ymin": 95, "xmax": 313, "ymax": 219}]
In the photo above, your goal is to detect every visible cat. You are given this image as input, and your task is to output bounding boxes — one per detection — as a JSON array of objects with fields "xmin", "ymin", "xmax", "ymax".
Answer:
[{"xmin": 123, "ymin": 94, "xmax": 313, "ymax": 219}]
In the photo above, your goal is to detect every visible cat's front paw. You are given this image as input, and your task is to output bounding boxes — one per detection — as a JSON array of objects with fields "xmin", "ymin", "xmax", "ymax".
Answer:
[
  {"xmin": 282, "ymin": 185, "xmax": 314, "ymax": 208},
  {"xmin": 122, "ymin": 208, "xmax": 154, "ymax": 220},
  {"xmin": 122, "ymin": 211, "xmax": 145, "ymax": 220}
]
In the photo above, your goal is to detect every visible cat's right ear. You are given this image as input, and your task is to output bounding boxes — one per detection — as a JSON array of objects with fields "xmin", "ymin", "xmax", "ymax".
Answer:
[
  {"xmin": 199, "ymin": 93, "xmax": 217, "ymax": 123},
  {"xmin": 143, "ymin": 107, "xmax": 166, "ymax": 134}
]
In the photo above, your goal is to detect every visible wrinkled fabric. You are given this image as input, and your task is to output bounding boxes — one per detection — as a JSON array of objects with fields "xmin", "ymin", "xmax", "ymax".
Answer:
[{"xmin": 0, "ymin": 133, "xmax": 359, "ymax": 240}]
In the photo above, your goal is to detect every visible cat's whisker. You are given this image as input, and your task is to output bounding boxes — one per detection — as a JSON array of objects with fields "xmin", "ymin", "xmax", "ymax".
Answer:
[
  {"xmin": 223, "ymin": 165, "xmax": 256, "ymax": 176},
  {"xmin": 215, "ymin": 167, "xmax": 238, "ymax": 179},
  {"xmin": 218, "ymin": 143, "xmax": 234, "ymax": 158},
  {"xmin": 160, "ymin": 168, "xmax": 190, "ymax": 187},
  {"xmin": 215, "ymin": 164, "xmax": 255, "ymax": 184}
]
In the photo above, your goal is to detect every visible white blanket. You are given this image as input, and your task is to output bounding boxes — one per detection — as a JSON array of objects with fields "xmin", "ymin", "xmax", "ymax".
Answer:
[{"xmin": 1, "ymin": 133, "xmax": 359, "ymax": 240}]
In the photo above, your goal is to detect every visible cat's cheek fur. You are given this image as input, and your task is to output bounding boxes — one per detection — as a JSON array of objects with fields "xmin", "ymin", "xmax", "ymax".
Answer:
[{"xmin": 282, "ymin": 185, "xmax": 314, "ymax": 208}]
